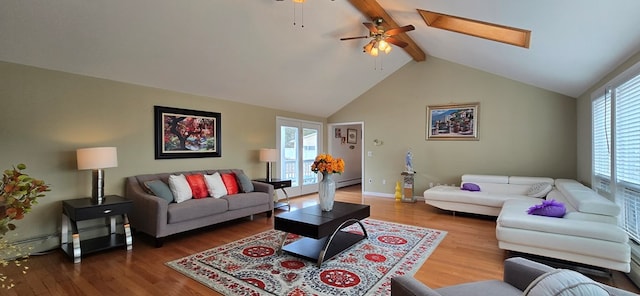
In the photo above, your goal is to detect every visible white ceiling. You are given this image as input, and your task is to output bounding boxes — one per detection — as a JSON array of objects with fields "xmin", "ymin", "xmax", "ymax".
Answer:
[{"xmin": 2, "ymin": 0, "xmax": 640, "ymax": 117}]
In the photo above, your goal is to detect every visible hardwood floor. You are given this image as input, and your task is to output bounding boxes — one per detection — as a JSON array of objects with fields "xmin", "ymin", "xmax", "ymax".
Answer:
[{"xmin": 3, "ymin": 185, "xmax": 639, "ymax": 295}]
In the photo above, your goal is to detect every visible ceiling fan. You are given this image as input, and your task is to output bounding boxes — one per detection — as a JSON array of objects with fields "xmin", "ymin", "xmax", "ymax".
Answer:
[{"xmin": 340, "ymin": 18, "xmax": 415, "ymax": 56}]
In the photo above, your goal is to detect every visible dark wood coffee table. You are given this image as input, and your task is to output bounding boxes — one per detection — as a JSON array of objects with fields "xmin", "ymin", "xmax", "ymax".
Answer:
[{"xmin": 274, "ymin": 201, "xmax": 370, "ymax": 267}]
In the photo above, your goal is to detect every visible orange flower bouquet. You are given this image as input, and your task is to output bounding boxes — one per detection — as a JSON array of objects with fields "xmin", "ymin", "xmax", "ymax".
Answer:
[{"xmin": 310, "ymin": 154, "xmax": 345, "ymax": 175}]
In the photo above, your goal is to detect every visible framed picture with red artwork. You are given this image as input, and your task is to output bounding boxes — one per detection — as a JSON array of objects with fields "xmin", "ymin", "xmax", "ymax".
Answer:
[{"xmin": 154, "ymin": 105, "xmax": 221, "ymax": 159}]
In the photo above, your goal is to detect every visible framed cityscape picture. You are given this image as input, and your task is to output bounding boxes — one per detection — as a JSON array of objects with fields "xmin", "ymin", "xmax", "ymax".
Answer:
[
  {"xmin": 426, "ymin": 102, "xmax": 479, "ymax": 140},
  {"xmin": 154, "ymin": 106, "xmax": 222, "ymax": 159}
]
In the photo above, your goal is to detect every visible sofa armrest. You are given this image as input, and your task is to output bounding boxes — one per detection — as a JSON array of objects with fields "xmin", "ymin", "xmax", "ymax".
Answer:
[
  {"xmin": 125, "ymin": 177, "xmax": 169, "ymax": 238},
  {"xmin": 503, "ymin": 257, "xmax": 554, "ymax": 291},
  {"xmin": 391, "ymin": 276, "xmax": 443, "ymax": 296},
  {"xmin": 252, "ymin": 181, "xmax": 274, "ymax": 198}
]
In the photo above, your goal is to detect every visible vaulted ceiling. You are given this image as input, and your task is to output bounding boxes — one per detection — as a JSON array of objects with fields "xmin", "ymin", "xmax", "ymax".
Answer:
[{"xmin": 2, "ymin": 1, "xmax": 640, "ymax": 117}]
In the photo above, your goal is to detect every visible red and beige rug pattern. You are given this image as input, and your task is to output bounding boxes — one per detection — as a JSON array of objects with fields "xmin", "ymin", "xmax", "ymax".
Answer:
[{"xmin": 166, "ymin": 219, "xmax": 446, "ymax": 295}]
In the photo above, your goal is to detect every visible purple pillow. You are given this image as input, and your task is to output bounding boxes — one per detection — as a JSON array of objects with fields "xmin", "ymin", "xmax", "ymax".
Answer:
[
  {"xmin": 527, "ymin": 199, "xmax": 566, "ymax": 218},
  {"xmin": 461, "ymin": 183, "xmax": 480, "ymax": 192}
]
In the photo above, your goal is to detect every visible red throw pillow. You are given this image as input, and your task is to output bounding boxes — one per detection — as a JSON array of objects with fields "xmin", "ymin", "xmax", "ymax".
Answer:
[
  {"xmin": 221, "ymin": 173, "xmax": 239, "ymax": 195},
  {"xmin": 185, "ymin": 174, "xmax": 208, "ymax": 199}
]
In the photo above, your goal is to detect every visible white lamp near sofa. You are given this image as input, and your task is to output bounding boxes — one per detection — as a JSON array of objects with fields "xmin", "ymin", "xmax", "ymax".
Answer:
[
  {"xmin": 77, "ymin": 147, "xmax": 118, "ymax": 204},
  {"xmin": 259, "ymin": 148, "xmax": 277, "ymax": 182}
]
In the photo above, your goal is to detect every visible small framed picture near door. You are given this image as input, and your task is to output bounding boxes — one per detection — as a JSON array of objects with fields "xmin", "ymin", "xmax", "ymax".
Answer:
[{"xmin": 347, "ymin": 128, "xmax": 357, "ymax": 144}]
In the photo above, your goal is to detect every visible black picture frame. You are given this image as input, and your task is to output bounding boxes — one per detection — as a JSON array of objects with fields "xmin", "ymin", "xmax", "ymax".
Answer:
[{"xmin": 154, "ymin": 105, "xmax": 222, "ymax": 159}]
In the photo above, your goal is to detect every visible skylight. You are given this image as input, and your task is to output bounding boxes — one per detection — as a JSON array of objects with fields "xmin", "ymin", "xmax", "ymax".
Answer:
[{"xmin": 417, "ymin": 9, "xmax": 531, "ymax": 48}]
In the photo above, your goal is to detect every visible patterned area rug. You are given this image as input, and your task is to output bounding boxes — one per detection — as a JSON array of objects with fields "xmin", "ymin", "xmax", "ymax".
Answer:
[{"xmin": 166, "ymin": 219, "xmax": 446, "ymax": 295}]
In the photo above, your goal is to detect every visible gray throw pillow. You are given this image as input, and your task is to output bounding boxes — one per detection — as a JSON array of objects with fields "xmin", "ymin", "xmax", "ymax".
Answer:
[
  {"xmin": 526, "ymin": 182, "xmax": 553, "ymax": 198},
  {"xmin": 144, "ymin": 180, "xmax": 174, "ymax": 203},
  {"xmin": 235, "ymin": 171, "xmax": 254, "ymax": 193},
  {"xmin": 523, "ymin": 269, "xmax": 610, "ymax": 296}
]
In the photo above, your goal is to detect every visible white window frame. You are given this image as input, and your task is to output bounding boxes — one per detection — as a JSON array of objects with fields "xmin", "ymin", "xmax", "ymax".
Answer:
[{"xmin": 591, "ymin": 61, "xmax": 640, "ymax": 243}]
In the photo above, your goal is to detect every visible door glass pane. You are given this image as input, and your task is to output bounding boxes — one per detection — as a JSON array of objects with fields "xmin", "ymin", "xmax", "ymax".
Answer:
[
  {"xmin": 302, "ymin": 128, "xmax": 319, "ymax": 185},
  {"xmin": 281, "ymin": 126, "xmax": 299, "ymax": 187}
]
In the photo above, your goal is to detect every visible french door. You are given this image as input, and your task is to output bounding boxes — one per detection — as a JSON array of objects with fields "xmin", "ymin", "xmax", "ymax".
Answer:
[{"xmin": 276, "ymin": 117, "xmax": 322, "ymax": 197}]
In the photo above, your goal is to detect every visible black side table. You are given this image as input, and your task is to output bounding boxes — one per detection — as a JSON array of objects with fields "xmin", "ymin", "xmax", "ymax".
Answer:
[
  {"xmin": 253, "ymin": 178, "xmax": 292, "ymax": 210},
  {"xmin": 61, "ymin": 195, "xmax": 133, "ymax": 263}
]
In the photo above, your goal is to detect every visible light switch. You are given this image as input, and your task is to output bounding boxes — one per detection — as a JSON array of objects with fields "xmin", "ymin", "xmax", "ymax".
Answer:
[{"xmin": 367, "ymin": 151, "xmax": 373, "ymax": 157}]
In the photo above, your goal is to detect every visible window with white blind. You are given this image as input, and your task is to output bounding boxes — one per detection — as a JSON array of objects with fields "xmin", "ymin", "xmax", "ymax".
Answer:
[
  {"xmin": 615, "ymin": 73, "xmax": 640, "ymax": 242},
  {"xmin": 592, "ymin": 62, "xmax": 640, "ymax": 243},
  {"xmin": 592, "ymin": 90, "xmax": 611, "ymax": 195}
]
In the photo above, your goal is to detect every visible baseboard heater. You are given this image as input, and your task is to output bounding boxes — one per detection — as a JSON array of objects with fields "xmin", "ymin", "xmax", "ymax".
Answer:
[
  {"xmin": 628, "ymin": 240, "xmax": 640, "ymax": 288},
  {"xmin": 2, "ymin": 223, "xmax": 128, "ymax": 259}
]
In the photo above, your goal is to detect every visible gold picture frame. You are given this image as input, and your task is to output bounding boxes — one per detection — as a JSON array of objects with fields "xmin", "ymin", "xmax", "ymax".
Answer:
[{"xmin": 426, "ymin": 102, "xmax": 479, "ymax": 140}]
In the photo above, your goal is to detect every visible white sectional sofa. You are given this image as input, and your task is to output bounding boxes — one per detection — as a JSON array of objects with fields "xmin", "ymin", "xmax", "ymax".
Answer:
[
  {"xmin": 424, "ymin": 174, "xmax": 553, "ymax": 216},
  {"xmin": 423, "ymin": 174, "xmax": 631, "ymax": 272}
]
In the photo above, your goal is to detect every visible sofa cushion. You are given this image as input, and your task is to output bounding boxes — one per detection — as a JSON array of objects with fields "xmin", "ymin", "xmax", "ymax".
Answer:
[
  {"xmin": 462, "ymin": 174, "xmax": 509, "ymax": 184},
  {"xmin": 499, "ymin": 199, "xmax": 629, "ymax": 243},
  {"xmin": 555, "ymin": 179, "xmax": 620, "ymax": 217},
  {"xmin": 144, "ymin": 180, "xmax": 174, "ymax": 203},
  {"xmin": 167, "ymin": 197, "xmax": 229, "ymax": 224},
  {"xmin": 437, "ymin": 280, "xmax": 522, "ymax": 296},
  {"xmin": 509, "ymin": 176, "xmax": 554, "ymax": 186},
  {"xmin": 185, "ymin": 174, "xmax": 208, "ymax": 199},
  {"xmin": 523, "ymin": 269, "xmax": 609, "ymax": 296},
  {"xmin": 223, "ymin": 192, "xmax": 271, "ymax": 211},
  {"xmin": 221, "ymin": 173, "xmax": 239, "ymax": 195},
  {"xmin": 526, "ymin": 182, "xmax": 553, "ymax": 198},
  {"xmin": 204, "ymin": 173, "xmax": 227, "ymax": 198},
  {"xmin": 168, "ymin": 174, "xmax": 192, "ymax": 203},
  {"xmin": 235, "ymin": 171, "xmax": 254, "ymax": 193},
  {"xmin": 527, "ymin": 199, "xmax": 566, "ymax": 218},
  {"xmin": 425, "ymin": 186, "xmax": 540, "ymax": 208}
]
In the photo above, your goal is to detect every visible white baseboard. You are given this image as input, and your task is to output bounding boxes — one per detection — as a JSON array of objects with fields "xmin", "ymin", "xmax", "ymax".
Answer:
[
  {"xmin": 362, "ymin": 191, "xmax": 424, "ymax": 201},
  {"xmin": 337, "ymin": 179, "xmax": 361, "ymax": 188}
]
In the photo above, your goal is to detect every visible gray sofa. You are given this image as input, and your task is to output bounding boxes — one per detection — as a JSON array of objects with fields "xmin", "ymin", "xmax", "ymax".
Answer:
[
  {"xmin": 125, "ymin": 169, "xmax": 273, "ymax": 247},
  {"xmin": 391, "ymin": 257, "xmax": 637, "ymax": 296}
]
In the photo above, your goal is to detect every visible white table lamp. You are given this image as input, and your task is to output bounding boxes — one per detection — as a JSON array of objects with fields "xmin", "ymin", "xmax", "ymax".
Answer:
[
  {"xmin": 259, "ymin": 148, "xmax": 277, "ymax": 181},
  {"xmin": 77, "ymin": 147, "xmax": 118, "ymax": 204}
]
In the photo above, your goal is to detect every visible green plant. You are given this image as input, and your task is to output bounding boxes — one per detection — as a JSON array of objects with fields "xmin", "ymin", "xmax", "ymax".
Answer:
[
  {"xmin": 0, "ymin": 164, "xmax": 50, "ymax": 289},
  {"xmin": 0, "ymin": 164, "xmax": 50, "ymax": 235}
]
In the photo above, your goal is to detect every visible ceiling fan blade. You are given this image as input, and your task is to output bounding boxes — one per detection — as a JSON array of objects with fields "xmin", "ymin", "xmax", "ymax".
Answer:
[
  {"xmin": 385, "ymin": 25, "xmax": 415, "ymax": 36},
  {"xmin": 340, "ymin": 36, "xmax": 369, "ymax": 41},
  {"xmin": 363, "ymin": 22, "xmax": 378, "ymax": 34},
  {"xmin": 385, "ymin": 37, "xmax": 409, "ymax": 48}
]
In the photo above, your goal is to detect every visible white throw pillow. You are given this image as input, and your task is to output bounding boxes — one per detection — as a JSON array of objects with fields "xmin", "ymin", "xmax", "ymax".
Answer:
[
  {"xmin": 204, "ymin": 172, "xmax": 228, "ymax": 198},
  {"xmin": 523, "ymin": 269, "xmax": 610, "ymax": 296},
  {"xmin": 527, "ymin": 182, "xmax": 553, "ymax": 198},
  {"xmin": 168, "ymin": 174, "xmax": 193, "ymax": 203}
]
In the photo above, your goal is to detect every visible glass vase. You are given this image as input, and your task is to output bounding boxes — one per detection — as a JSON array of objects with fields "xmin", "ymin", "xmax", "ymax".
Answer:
[{"xmin": 318, "ymin": 172, "xmax": 336, "ymax": 211}]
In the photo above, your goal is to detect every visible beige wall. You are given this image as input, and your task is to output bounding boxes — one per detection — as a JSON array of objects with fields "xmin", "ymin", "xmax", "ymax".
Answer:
[
  {"xmin": 329, "ymin": 57, "xmax": 577, "ymax": 195},
  {"xmin": 576, "ymin": 50, "xmax": 640, "ymax": 186},
  {"xmin": 0, "ymin": 61, "xmax": 323, "ymax": 249}
]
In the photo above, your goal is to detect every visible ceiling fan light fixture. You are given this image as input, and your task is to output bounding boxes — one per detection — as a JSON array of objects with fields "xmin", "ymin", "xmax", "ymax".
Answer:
[
  {"xmin": 384, "ymin": 45, "xmax": 392, "ymax": 54},
  {"xmin": 370, "ymin": 46, "xmax": 379, "ymax": 57},
  {"xmin": 293, "ymin": 0, "xmax": 305, "ymax": 2},
  {"xmin": 377, "ymin": 40, "xmax": 389, "ymax": 51},
  {"xmin": 363, "ymin": 41, "xmax": 374, "ymax": 54}
]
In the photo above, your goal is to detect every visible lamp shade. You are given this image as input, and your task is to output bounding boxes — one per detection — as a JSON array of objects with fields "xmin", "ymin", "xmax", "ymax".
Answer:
[
  {"xmin": 259, "ymin": 148, "xmax": 277, "ymax": 162},
  {"xmin": 77, "ymin": 147, "xmax": 118, "ymax": 170}
]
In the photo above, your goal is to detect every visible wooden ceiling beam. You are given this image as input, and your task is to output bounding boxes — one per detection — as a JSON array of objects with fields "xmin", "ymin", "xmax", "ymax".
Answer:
[{"xmin": 347, "ymin": 0, "xmax": 426, "ymax": 62}]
